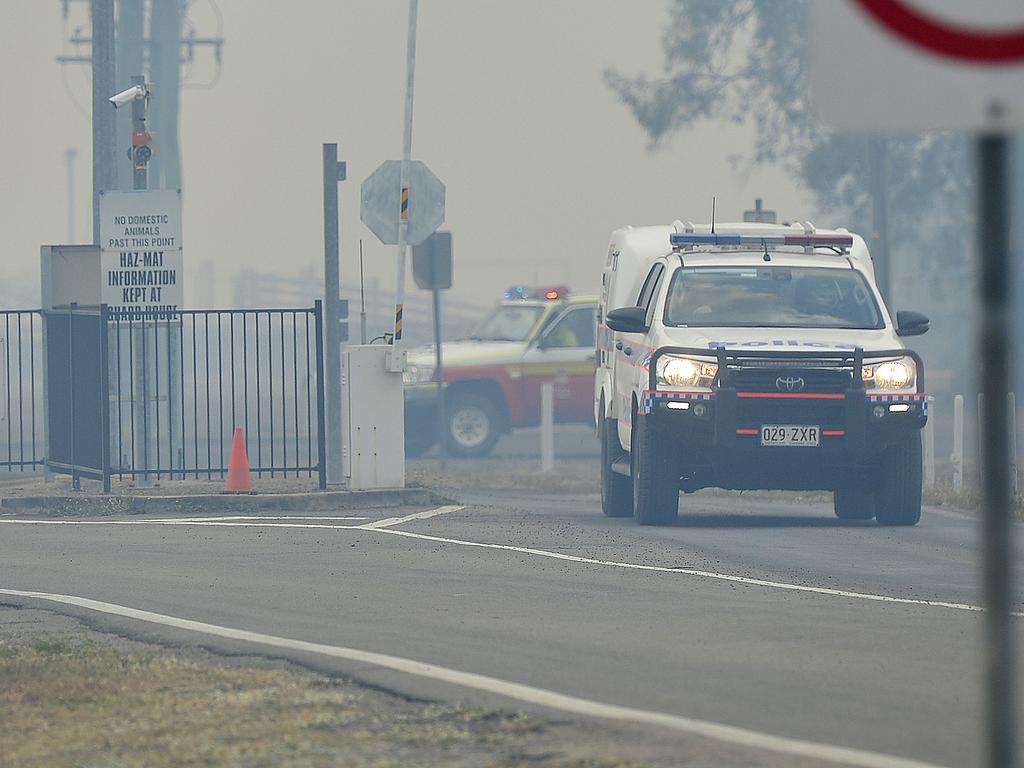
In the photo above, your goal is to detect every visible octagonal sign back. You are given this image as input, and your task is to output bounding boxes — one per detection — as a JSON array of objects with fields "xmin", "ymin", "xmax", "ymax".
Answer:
[{"xmin": 360, "ymin": 160, "xmax": 446, "ymax": 246}]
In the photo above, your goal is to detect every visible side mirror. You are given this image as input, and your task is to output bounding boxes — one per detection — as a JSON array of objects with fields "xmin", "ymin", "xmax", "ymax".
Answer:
[
  {"xmin": 605, "ymin": 306, "xmax": 648, "ymax": 334},
  {"xmin": 896, "ymin": 310, "xmax": 930, "ymax": 337}
]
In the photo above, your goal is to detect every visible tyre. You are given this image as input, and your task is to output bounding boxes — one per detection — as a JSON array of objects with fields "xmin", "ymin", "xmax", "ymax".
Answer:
[
  {"xmin": 874, "ymin": 432, "xmax": 923, "ymax": 526},
  {"xmin": 445, "ymin": 391, "xmax": 502, "ymax": 458},
  {"xmin": 631, "ymin": 415, "xmax": 679, "ymax": 525},
  {"xmin": 833, "ymin": 485, "xmax": 876, "ymax": 520},
  {"xmin": 601, "ymin": 417, "xmax": 632, "ymax": 517}
]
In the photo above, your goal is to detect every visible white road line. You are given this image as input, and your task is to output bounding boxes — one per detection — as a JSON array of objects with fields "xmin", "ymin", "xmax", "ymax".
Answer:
[
  {"xmin": 148, "ymin": 515, "xmax": 369, "ymax": 522},
  {"xmin": 0, "ymin": 587, "xmax": 945, "ymax": 768},
  {"xmin": 0, "ymin": 519, "xmax": 366, "ymax": 530},
  {"xmin": 374, "ymin": 528, "xmax": 1024, "ymax": 618},
  {"xmin": 356, "ymin": 505, "xmax": 465, "ymax": 530},
  {"xmin": 3, "ymin": 507, "xmax": 1016, "ymax": 617}
]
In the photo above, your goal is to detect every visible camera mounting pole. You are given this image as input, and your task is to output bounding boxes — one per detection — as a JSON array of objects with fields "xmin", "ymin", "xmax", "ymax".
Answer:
[{"xmin": 129, "ymin": 75, "xmax": 152, "ymax": 191}]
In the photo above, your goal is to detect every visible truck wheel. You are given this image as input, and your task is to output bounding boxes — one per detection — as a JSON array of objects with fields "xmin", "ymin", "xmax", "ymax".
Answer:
[
  {"xmin": 601, "ymin": 417, "xmax": 632, "ymax": 517},
  {"xmin": 833, "ymin": 486, "xmax": 875, "ymax": 520},
  {"xmin": 631, "ymin": 416, "xmax": 679, "ymax": 526},
  {"xmin": 445, "ymin": 392, "xmax": 501, "ymax": 458},
  {"xmin": 874, "ymin": 432, "xmax": 923, "ymax": 526}
]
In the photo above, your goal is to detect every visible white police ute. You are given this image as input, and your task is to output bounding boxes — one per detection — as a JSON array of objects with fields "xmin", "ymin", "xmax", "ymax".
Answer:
[{"xmin": 595, "ymin": 221, "xmax": 930, "ymax": 526}]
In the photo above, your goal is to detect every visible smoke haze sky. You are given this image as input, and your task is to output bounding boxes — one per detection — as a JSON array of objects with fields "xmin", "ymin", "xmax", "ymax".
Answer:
[{"xmin": 1, "ymin": 1, "xmax": 811, "ymax": 313}]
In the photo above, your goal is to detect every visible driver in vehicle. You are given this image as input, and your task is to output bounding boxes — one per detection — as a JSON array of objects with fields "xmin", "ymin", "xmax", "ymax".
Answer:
[{"xmin": 796, "ymin": 276, "xmax": 843, "ymax": 316}]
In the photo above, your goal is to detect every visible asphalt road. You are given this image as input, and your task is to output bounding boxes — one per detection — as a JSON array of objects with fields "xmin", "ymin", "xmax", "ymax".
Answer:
[{"xmin": 1, "ymin": 491, "xmax": 1021, "ymax": 767}]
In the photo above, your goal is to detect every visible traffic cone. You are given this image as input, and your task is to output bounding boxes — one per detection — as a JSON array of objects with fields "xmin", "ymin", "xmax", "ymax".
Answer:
[{"xmin": 225, "ymin": 427, "xmax": 253, "ymax": 494}]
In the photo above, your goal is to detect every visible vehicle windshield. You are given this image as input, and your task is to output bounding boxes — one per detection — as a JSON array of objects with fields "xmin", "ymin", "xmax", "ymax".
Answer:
[
  {"xmin": 467, "ymin": 304, "xmax": 546, "ymax": 342},
  {"xmin": 663, "ymin": 266, "xmax": 884, "ymax": 329}
]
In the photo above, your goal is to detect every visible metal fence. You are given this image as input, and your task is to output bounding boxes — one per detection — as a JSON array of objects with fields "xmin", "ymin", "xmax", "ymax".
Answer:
[
  {"xmin": 105, "ymin": 304, "xmax": 326, "ymax": 486},
  {"xmin": 0, "ymin": 310, "xmax": 44, "ymax": 473},
  {"xmin": 1, "ymin": 304, "xmax": 326, "ymax": 489}
]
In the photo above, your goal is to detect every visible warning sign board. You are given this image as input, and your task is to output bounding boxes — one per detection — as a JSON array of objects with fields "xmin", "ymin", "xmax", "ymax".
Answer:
[
  {"xmin": 360, "ymin": 160, "xmax": 445, "ymax": 246},
  {"xmin": 98, "ymin": 190, "xmax": 183, "ymax": 319},
  {"xmin": 811, "ymin": 0, "xmax": 1024, "ymax": 130}
]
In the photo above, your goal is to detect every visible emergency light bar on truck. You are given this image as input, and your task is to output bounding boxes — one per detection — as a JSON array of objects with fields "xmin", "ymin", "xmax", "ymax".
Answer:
[{"xmin": 669, "ymin": 232, "xmax": 854, "ymax": 249}]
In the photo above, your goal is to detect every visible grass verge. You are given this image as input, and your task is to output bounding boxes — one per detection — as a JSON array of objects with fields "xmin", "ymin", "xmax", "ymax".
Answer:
[
  {"xmin": 408, "ymin": 458, "xmax": 599, "ymax": 494},
  {"xmin": 924, "ymin": 482, "xmax": 1024, "ymax": 520},
  {"xmin": 0, "ymin": 635, "xmax": 649, "ymax": 768}
]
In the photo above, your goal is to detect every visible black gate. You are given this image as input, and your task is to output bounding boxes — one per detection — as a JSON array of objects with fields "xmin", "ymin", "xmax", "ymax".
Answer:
[
  {"xmin": 44, "ymin": 306, "xmax": 109, "ymax": 489},
  {"xmin": 1, "ymin": 310, "xmax": 45, "ymax": 474},
  {"xmin": 24, "ymin": 302, "xmax": 326, "ymax": 490},
  {"xmin": 106, "ymin": 303, "xmax": 327, "ymax": 488}
]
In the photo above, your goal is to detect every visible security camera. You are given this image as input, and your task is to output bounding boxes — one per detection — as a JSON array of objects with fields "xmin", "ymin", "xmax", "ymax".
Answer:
[{"xmin": 109, "ymin": 84, "xmax": 149, "ymax": 109}]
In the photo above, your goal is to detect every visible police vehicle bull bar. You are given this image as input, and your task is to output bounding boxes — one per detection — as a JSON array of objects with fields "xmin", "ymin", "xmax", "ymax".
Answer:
[{"xmin": 646, "ymin": 346, "xmax": 926, "ymax": 452}]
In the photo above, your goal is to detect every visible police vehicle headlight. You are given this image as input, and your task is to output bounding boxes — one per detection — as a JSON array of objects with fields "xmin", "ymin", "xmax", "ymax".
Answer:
[
  {"xmin": 656, "ymin": 356, "xmax": 717, "ymax": 389},
  {"xmin": 403, "ymin": 363, "xmax": 435, "ymax": 385},
  {"xmin": 863, "ymin": 357, "xmax": 916, "ymax": 392}
]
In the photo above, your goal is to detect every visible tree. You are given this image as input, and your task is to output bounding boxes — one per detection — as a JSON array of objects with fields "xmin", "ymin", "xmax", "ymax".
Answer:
[{"xmin": 606, "ymin": 0, "xmax": 973, "ymax": 395}]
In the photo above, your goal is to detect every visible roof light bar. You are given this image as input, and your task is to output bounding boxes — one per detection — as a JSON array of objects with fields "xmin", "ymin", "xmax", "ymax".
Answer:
[
  {"xmin": 670, "ymin": 233, "xmax": 743, "ymax": 246},
  {"xmin": 669, "ymin": 232, "xmax": 853, "ymax": 248}
]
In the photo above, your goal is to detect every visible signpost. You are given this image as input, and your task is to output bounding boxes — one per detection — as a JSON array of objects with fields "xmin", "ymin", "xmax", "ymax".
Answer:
[
  {"xmin": 811, "ymin": 4, "xmax": 1024, "ymax": 765},
  {"xmin": 412, "ymin": 232, "xmax": 453, "ymax": 468},
  {"xmin": 99, "ymin": 188, "xmax": 183, "ymax": 486},
  {"xmin": 358, "ymin": 0, "xmax": 447, "ymax": 372}
]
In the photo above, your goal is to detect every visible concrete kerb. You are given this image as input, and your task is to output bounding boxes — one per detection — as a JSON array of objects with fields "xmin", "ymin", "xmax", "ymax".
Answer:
[{"xmin": 0, "ymin": 488, "xmax": 448, "ymax": 517}]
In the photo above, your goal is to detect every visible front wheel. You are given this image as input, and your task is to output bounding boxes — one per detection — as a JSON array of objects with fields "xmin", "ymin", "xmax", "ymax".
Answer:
[
  {"xmin": 445, "ymin": 392, "xmax": 502, "ymax": 458},
  {"xmin": 874, "ymin": 432, "xmax": 923, "ymax": 526},
  {"xmin": 601, "ymin": 417, "xmax": 632, "ymax": 517},
  {"xmin": 631, "ymin": 416, "xmax": 679, "ymax": 526},
  {"xmin": 833, "ymin": 485, "xmax": 875, "ymax": 521}
]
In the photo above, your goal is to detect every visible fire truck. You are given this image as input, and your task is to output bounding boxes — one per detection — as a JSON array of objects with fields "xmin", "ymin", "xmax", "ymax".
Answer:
[{"xmin": 404, "ymin": 287, "xmax": 599, "ymax": 458}]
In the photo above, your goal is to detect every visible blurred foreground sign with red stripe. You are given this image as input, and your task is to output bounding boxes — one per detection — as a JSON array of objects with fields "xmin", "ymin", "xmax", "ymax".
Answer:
[{"xmin": 811, "ymin": 0, "xmax": 1024, "ymax": 130}]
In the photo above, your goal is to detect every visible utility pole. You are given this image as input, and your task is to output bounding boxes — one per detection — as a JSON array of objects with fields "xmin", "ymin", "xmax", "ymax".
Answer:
[
  {"xmin": 868, "ymin": 138, "xmax": 891, "ymax": 304},
  {"xmin": 65, "ymin": 147, "xmax": 78, "ymax": 243},
  {"xmin": 323, "ymin": 143, "xmax": 347, "ymax": 485},
  {"xmin": 115, "ymin": 0, "xmax": 145, "ymax": 191},
  {"xmin": 91, "ymin": 0, "xmax": 116, "ymax": 245},
  {"xmin": 149, "ymin": 0, "xmax": 185, "ymax": 190},
  {"xmin": 64, "ymin": 0, "xmax": 210, "ymax": 194}
]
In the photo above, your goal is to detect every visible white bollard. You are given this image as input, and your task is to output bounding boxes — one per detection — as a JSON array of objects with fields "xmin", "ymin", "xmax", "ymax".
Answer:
[
  {"xmin": 924, "ymin": 395, "xmax": 936, "ymax": 487},
  {"xmin": 952, "ymin": 394, "xmax": 964, "ymax": 491},
  {"xmin": 1009, "ymin": 392, "xmax": 1018, "ymax": 497},
  {"xmin": 541, "ymin": 382, "xmax": 554, "ymax": 473}
]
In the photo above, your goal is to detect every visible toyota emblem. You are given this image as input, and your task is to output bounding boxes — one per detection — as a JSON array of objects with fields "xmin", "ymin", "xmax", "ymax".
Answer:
[{"xmin": 776, "ymin": 376, "xmax": 805, "ymax": 392}]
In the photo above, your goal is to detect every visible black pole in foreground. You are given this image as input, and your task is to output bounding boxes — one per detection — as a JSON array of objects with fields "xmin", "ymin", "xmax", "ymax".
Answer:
[
  {"xmin": 432, "ymin": 286, "xmax": 446, "ymax": 471},
  {"xmin": 322, "ymin": 143, "xmax": 346, "ymax": 485},
  {"xmin": 977, "ymin": 132, "xmax": 1017, "ymax": 768}
]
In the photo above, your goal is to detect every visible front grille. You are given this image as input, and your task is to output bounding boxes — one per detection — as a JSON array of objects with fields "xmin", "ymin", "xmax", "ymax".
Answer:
[
  {"xmin": 730, "ymin": 367, "xmax": 853, "ymax": 394},
  {"xmin": 736, "ymin": 398, "xmax": 846, "ymax": 429}
]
